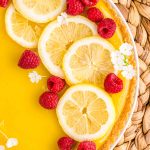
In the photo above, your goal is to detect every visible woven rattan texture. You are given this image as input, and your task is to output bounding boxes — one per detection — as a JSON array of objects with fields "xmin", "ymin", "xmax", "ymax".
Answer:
[{"xmin": 113, "ymin": 0, "xmax": 150, "ymax": 150}]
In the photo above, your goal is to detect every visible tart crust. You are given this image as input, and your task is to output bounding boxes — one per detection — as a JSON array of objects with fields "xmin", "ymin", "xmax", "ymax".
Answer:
[{"xmin": 99, "ymin": 0, "xmax": 137, "ymax": 149}]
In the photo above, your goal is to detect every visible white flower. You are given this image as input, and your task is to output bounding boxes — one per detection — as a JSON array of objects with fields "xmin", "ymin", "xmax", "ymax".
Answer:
[
  {"xmin": 6, "ymin": 138, "xmax": 18, "ymax": 148},
  {"xmin": 61, "ymin": 12, "xmax": 68, "ymax": 18},
  {"xmin": 121, "ymin": 65, "xmax": 135, "ymax": 79},
  {"xmin": 57, "ymin": 12, "xmax": 68, "ymax": 26},
  {"xmin": 28, "ymin": 71, "xmax": 42, "ymax": 83},
  {"xmin": 111, "ymin": 44, "xmax": 135, "ymax": 80},
  {"xmin": 0, "ymin": 145, "xmax": 5, "ymax": 150},
  {"xmin": 120, "ymin": 43, "xmax": 133, "ymax": 56},
  {"xmin": 111, "ymin": 51, "xmax": 125, "ymax": 70},
  {"xmin": 113, "ymin": 64, "xmax": 124, "ymax": 71}
]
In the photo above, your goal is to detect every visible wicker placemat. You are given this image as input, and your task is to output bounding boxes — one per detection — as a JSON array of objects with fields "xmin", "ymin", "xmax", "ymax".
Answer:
[{"xmin": 113, "ymin": 0, "xmax": 150, "ymax": 150}]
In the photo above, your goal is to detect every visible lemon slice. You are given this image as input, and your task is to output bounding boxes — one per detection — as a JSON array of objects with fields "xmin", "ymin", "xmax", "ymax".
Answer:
[
  {"xmin": 5, "ymin": 4, "xmax": 44, "ymax": 48},
  {"xmin": 56, "ymin": 84, "xmax": 116, "ymax": 141},
  {"xmin": 63, "ymin": 36, "xmax": 115, "ymax": 87},
  {"xmin": 38, "ymin": 16, "xmax": 97, "ymax": 78},
  {"xmin": 13, "ymin": 0, "xmax": 66, "ymax": 23}
]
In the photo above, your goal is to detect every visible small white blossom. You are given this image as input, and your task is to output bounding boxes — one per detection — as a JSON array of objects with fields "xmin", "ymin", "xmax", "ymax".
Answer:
[
  {"xmin": 28, "ymin": 71, "xmax": 42, "ymax": 83},
  {"xmin": 0, "ymin": 145, "xmax": 5, "ymax": 150},
  {"xmin": 57, "ymin": 16, "xmax": 64, "ymax": 25},
  {"xmin": 121, "ymin": 65, "xmax": 135, "ymax": 79},
  {"xmin": 111, "ymin": 43, "xmax": 135, "ymax": 80},
  {"xmin": 120, "ymin": 43, "xmax": 133, "ymax": 56},
  {"xmin": 113, "ymin": 64, "xmax": 124, "ymax": 71},
  {"xmin": 61, "ymin": 12, "xmax": 68, "ymax": 18},
  {"xmin": 111, "ymin": 51, "xmax": 125, "ymax": 70},
  {"xmin": 57, "ymin": 12, "xmax": 68, "ymax": 26},
  {"xmin": 6, "ymin": 138, "xmax": 18, "ymax": 148}
]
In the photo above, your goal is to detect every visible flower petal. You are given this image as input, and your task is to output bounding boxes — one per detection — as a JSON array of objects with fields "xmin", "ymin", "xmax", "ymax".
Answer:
[
  {"xmin": 120, "ymin": 43, "xmax": 133, "ymax": 56},
  {"xmin": 121, "ymin": 65, "xmax": 135, "ymax": 79},
  {"xmin": 57, "ymin": 12, "xmax": 68, "ymax": 26},
  {"xmin": 28, "ymin": 71, "xmax": 42, "ymax": 83},
  {"xmin": 0, "ymin": 145, "xmax": 5, "ymax": 150},
  {"xmin": 111, "ymin": 51, "xmax": 125, "ymax": 70},
  {"xmin": 6, "ymin": 138, "xmax": 18, "ymax": 148}
]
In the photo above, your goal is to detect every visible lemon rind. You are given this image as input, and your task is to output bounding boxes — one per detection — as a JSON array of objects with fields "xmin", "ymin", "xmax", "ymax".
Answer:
[
  {"xmin": 56, "ymin": 84, "xmax": 116, "ymax": 142},
  {"xmin": 5, "ymin": 4, "xmax": 37, "ymax": 48},
  {"xmin": 13, "ymin": 0, "xmax": 66, "ymax": 23},
  {"xmin": 38, "ymin": 16, "xmax": 97, "ymax": 78},
  {"xmin": 63, "ymin": 36, "xmax": 116, "ymax": 85}
]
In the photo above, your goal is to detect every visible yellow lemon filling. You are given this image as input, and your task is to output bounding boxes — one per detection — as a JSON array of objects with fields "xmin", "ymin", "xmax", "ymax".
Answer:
[{"xmin": 0, "ymin": 0, "xmax": 132, "ymax": 149}]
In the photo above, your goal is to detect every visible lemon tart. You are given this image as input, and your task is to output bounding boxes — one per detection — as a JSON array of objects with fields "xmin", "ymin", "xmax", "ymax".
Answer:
[{"xmin": 0, "ymin": 0, "xmax": 138, "ymax": 150}]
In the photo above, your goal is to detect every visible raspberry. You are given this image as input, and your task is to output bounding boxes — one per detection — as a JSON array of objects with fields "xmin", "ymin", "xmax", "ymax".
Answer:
[
  {"xmin": 81, "ymin": 0, "xmax": 98, "ymax": 7},
  {"xmin": 39, "ymin": 92, "xmax": 59, "ymax": 109},
  {"xmin": 18, "ymin": 50, "xmax": 40, "ymax": 69},
  {"xmin": 0, "ymin": 0, "xmax": 9, "ymax": 8},
  {"xmin": 57, "ymin": 137, "xmax": 75, "ymax": 150},
  {"xmin": 66, "ymin": 0, "xmax": 85, "ymax": 16},
  {"xmin": 77, "ymin": 141, "xmax": 96, "ymax": 150},
  {"xmin": 104, "ymin": 73, "xmax": 123, "ymax": 94},
  {"xmin": 97, "ymin": 18, "xmax": 116, "ymax": 39},
  {"xmin": 47, "ymin": 76, "xmax": 66, "ymax": 93},
  {"xmin": 87, "ymin": 7, "xmax": 104, "ymax": 23}
]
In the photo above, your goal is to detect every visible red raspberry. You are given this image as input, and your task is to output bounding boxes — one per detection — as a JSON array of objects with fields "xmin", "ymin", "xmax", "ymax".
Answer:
[
  {"xmin": 47, "ymin": 76, "xmax": 66, "ymax": 93},
  {"xmin": 87, "ymin": 7, "xmax": 104, "ymax": 22},
  {"xmin": 81, "ymin": 0, "xmax": 98, "ymax": 7},
  {"xmin": 104, "ymin": 73, "xmax": 123, "ymax": 94},
  {"xmin": 0, "ymin": 0, "xmax": 9, "ymax": 8},
  {"xmin": 77, "ymin": 141, "xmax": 96, "ymax": 150},
  {"xmin": 39, "ymin": 92, "xmax": 59, "ymax": 109},
  {"xmin": 97, "ymin": 18, "xmax": 116, "ymax": 39},
  {"xmin": 66, "ymin": 0, "xmax": 85, "ymax": 16},
  {"xmin": 57, "ymin": 137, "xmax": 75, "ymax": 150},
  {"xmin": 18, "ymin": 50, "xmax": 40, "ymax": 69}
]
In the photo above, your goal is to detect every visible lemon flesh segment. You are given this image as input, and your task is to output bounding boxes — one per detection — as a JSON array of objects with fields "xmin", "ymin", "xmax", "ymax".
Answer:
[
  {"xmin": 5, "ymin": 4, "xmax": 43, "ymax": 48},
  {"xmin": 63, "ymin": 36, "xmax": 115, "ymax": 87},
  {"xmin": 13, "ymin": 0, "xmax": 66, "ymax": 23},
  {"xmin": 56, "ymin": 84, "xmax": 116, "ymax": 141},
  {"xmin": 38, "ymin": 16, "xmax": 97, "ymax": 78}
]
